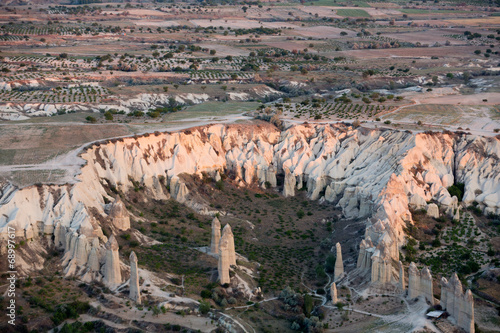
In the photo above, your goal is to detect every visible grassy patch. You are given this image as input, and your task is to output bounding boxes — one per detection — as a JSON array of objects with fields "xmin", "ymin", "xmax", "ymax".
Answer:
[{"xmin": 336, "ymin": 9, "xmax": 370, "ymax": 17}]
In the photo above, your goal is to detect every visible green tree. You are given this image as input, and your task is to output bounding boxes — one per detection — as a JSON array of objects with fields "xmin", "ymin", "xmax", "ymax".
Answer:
[
  {"xmin": 199, "ymin": 300, "xmax": 210, "ymax": 314},
  {"xmin": 304, "ymin": 294, "xmax": 313, "ymax": 316},
  {"xmin": 325, "ymin": 255, "xmax": 336, "ymax": 273}
]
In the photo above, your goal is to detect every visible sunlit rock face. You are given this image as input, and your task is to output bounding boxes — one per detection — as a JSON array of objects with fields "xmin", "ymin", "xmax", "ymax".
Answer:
[
  {"xmin": 103, "ymin": 235, "xmax": 122, "ymax": 289},
  {"xmin": 129, "ymin": 251, "xmax": 142, "ymax": 304},
  {"xmin": 108, "ymin": 197, "xmax": 130, "ymax": 231},
  {"xmin": 0, "ymin": 123, "xmax": 499, "ymax": 284},
  {"xmin": 441, "ymin": 273, "xmax": 475, "ymax": 333},
  {"xmin": 210, "ymin": 217, "xmax": 221, "ymax": 255}
]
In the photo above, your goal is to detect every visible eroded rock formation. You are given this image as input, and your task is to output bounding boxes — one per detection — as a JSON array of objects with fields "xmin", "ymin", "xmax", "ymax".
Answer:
[
  {"xmin": 0, "ymin": 124, "xmax": 499, "ymax": 288},
  {"xmin": 407, "ymin": 262, "xmax": 434, "ymax": 304},
  {"xmin": 221, "ymin": 224, "xmax": 236, "ymax": 266},
  {"xmin": 441, "ymin": 273, "xmax": 475, "ymax": 333},
  {"xmin": 330, "ymin": 282, "xmax": 338, "ymax": 304},
  {"xmin": 129, "ymin": 251, "xmax": 141, "ymax": 304},
  {"xmin": 103, "ymin": 235, "xmax": 122, "ymax": 288},
  {"xmin": 210, "ymin": 217, "xmax": 221, "ymax": 255},
  {"xmin": 108, "ymin": 197, "xmax": 130, "ymax": 231},
  {"xmin": 334, "ymin": 242, "xmax": 344, "ymax": 281},
  {"xmin": 398, "ymin": 261, "xmax": 405, "ymax": 292},
  {"xmin": 218, "ymin": 236, "xmax": 231, "ymax": 285}
]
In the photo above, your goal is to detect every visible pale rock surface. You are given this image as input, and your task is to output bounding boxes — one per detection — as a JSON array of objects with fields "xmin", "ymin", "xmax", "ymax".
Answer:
[
  {"xmin": 408, "ymin": 262, "xmax": 420, "ymax": 299},
  {"xmin": 407, "ymin": 262, "xmax": 434, "ymax": 304},
  {"xmin": 218, "ymin": 236, "xmax": 231, "ymax": 285},
  {"xmin": 102, "ymin": 235, "xmax": 122, "ymax": 288},
  {"xmin": 108, "ymin": 197, "xmax": 130, "ymax": 231},
  {"xmin": 129, "ymin": 251, "xmax": 142, "ymax": 304},
  {"xmin": 334, "ymin": 242, "xmax": 344, "ymax": 281},
  {"xmin": 221, "ymin": 224, "xmax": 236, "ymax": 266},
  {"xmin": 427, "ymin": 203, "xmax": 440, "ymax": 218},
  {"xmin": 283, "ymin": 168, "xmax": 295, "ymax": 197},
  {"xmin": 210, "ymin": 217, "xmax": 221, "ymax": 255},
  {"xmin": 330, "ymin": 282, "xmax": 338, "ymax": 304},
  {"xmin": 409, "ymin": 194, "xmax": 428, "ymax": 210},
  {"xmin": 441, "ymin": 273, "xmax": 475, "ymax": 333},
  {"xmin": 1, "ymin": 124, "xmax": 500, "ymax": 284},
  {"xmin": 420, "ymin": 266, "xmax": 434, "ymax": 304},
  {"xmin": 398, "ymin": 261, "xmax": 405, "ymax": 292}
]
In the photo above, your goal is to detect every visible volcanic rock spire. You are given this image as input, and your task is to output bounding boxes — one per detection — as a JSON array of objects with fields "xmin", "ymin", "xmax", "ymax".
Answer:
[
  {"xmin": 334, "ymin": 242, "xmax": 344, "ymax": 281},
  {"xmin": 218, "ymin": 236, "xmax": 230, "ymax": 285},
  {"xmin": 129, "ymin": 251, "xmax": 141, "ymax": 304},
  {"xmin": 330, "ymin": 282, "xmax": 338, "ymax": 304},
  {"xmin": 103, "ymin": 235, "xmax": 122, "ymax": 288},
  {"xmin": 210, "ymin": 217, "xmax": 221, "ymax": 255}
]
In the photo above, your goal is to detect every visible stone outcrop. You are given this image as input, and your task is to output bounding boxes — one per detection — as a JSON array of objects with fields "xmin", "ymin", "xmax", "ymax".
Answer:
[
  {"xmin": 398, "ymin": 261, "xmax": 405, "ymax": 292},
  {"xmin": 407, "ymin": 262, "xmax": 434, "ymax": 304},
  {"xmin": 330, "ymin": 282, "xmax": 338, "ymax": 304},
  {"xmin": 408, "ymin": 262, "xmax": 420, "ymax": 299},
  {"xmin": 282, "ymin": 168, "xmax": 295, "ymax": 197},
  {"xmin": 218, "ymin": 223, "xmax": 236, "ymax": 285},
  {"xmin": 102, "ymin": 235, "xmax": 122, "ymax": 288},
  {"xmin": 108, "ymin": 197, "xmax": 130, "ymax": 231},
  {"xmin": 334, "ymin": 242, "xmax": 344, "ymax": 281},
  {"xmin": 221, "ymin": 224, "xmax": 236, "ymax": 266},
  {"xmin": 218, "ymin": 236, "xmax": 231, "ymax": 285},
  {"xmin": 356, "ymin": 237, "xmax": 373, "ymax": 271},
  {"xmin": 211, "ymin": 217, "xmax": 221, "ymax": 255},
  {"xmin": 420, "ymin": 266, "xmax": 434, "ymax": 304},
  {"xmin": 427, "ymin": 203, "xmax": 440, "ymax": 219},
  {"xmin": 129, "ymin": 251, "xmax": 141, "ymax": 304},
  {"xmin": 1, "ymin": 124, "xmax": 500, "ymax": 285},
  {"xmin": 441, "ymin": 273, "xmax": 475, "ymax": 333}
]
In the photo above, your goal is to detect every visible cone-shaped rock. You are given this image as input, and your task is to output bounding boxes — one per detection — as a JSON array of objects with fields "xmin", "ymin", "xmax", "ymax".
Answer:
[
  {"xmin": 334, "ymin": 242, "xmax": 344, "ymax": 281},
  {"xmin": 210, "ymin": 217, "xmax": 221, "ymax": 255},
  {"xmin": 102, "ymin": 235, "xmax": 121, "ymax": 288},
  {"xmin": 218, "ymin": 237, "xmax": 230, "ymax": 285},
  {"xmin": 330, "ymin": 282, "xmax": 338, "ymax": 304},
  {"xmin": 221, "ymin": 224, "xmax": 236, "ymax": 266},
  {"xmin": 109, "ymin": 197, "xmax": 130, "ymax": 231},
  {"xmin": 129, "ymin": 251, "xmax": 141, "ymax": 304}
]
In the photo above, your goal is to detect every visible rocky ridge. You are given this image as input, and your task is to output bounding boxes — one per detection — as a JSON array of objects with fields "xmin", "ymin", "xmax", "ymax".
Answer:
[{"xmin": 0, "ymin": 123, "xmax": 499, "ymax": 288}]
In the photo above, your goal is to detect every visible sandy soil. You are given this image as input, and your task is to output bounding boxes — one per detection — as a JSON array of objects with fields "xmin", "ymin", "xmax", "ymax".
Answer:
[
  {"xmin": 384, "ymin": 30, "xmax": 465, "ymax": 45},
  {"xmin": 422, "ymin": 92, "xmax": 500, "ymax": 105},
  {"xmin": 445, "ymin": 17, "xmax": 500, "ymax": 26},
  {"xmin": 134, "ymin": 20, "xmax": 183, "ymax": 27},
  {"xmin": 88, "ymin": 301, "xmax": 216, "ymax": 333},
  {"xmin": 195, "ymin": 43, "xmax": 250, "ymax": 57},
  {"xmin": 293, "ymin": 26, "xmax": 356, "ymax": 38},
  {"xmin": 191, "ymin": 18, "xmax": 262, "ymax": 29},
  {"xmin": 339, "ymin": 45, "xmax": 482, "ymax": 59}
]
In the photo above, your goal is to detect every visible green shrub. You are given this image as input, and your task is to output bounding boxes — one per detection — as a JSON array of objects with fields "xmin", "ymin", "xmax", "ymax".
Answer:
[
  {"xmin": 447, "ymin": 183, "xmax": 465, "ymax": 201},
  {"xmin": 199, "ymin": 300, "xmax": 210, "ymax": 314}
]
